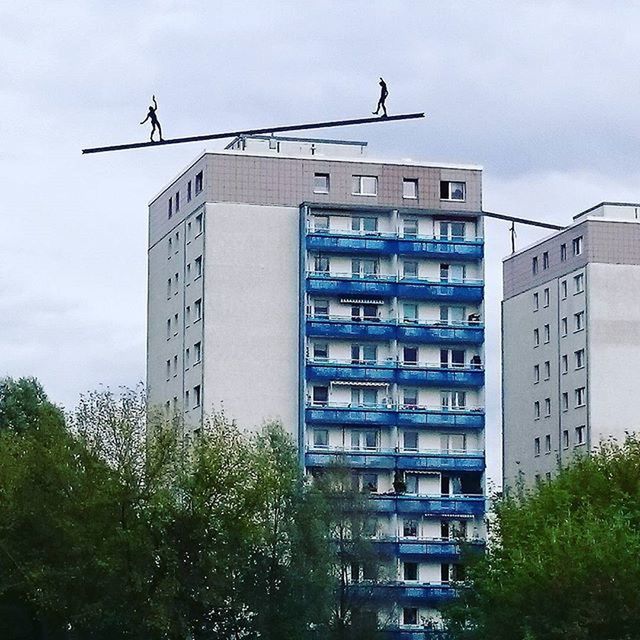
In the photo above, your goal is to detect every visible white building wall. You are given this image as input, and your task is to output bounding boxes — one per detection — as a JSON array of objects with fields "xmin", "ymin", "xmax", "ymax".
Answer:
[{"xmin": 201, "ymin": 202, "xmax": 299, "ymax": 435}]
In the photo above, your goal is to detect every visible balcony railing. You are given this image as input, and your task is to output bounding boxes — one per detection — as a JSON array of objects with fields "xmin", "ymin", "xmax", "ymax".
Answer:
[
  {"xmin": 305, "ymin": 402, "xmax": 485, "ymax": 429},
  {"xmin": 367, "ymin": 494, "xmax": 486, "ymax": 516},
  {"xmin": 305, "ymin": 358, "xmax": 484, "ymax": 387},
  {"xmin": 349, "ymin": 580, "xmax": 457, "ymax": 603},
  {"xmin": 306, "ymin": 228, "xmax": 484, "ymax": 261},
  {"xmin": 306, "ymin": 314, "xmax": 484, "ymax": 344},
  {"xmin": 304, "ymin": 446, "xmax": 485, "ymax": 472},
  {"xmin": 306, "ymin": 271, "xmax": 483, "ymax": 302}
]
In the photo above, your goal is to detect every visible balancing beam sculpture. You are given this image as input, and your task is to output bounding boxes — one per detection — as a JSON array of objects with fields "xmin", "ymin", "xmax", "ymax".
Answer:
[{"xmin": 82, "ymin": 112, "xmax": 425, "ymax": 155}]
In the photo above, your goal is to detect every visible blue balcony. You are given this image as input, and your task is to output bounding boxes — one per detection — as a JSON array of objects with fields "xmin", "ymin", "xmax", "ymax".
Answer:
[
  {"xmin": 305, "ymin": 404, "xmax": 485, "ymax": 429},
  {"xmin": 307, "ymin": 273, "xmax": 396, "ymax": 298},
  {"xmin": 306, "ymin": 360, "xmax": 396, "ymax": 384},
  {"xmin": 396, "ymin": 237, "xmax": 483, "ymax": 261},
  {"xmin": 369, "ymin": 495, "xmax": 486, "ymax": 517},
  {"xmin": 398, "ymin": 408, "xmax": 484, "ymax": 429},
  {"xmin": 397, "ymin": 322, "xmax": 484, "ymax": 345},
  {"xmin": 307, "ymin": 232, "xmax": 396, "ymax": 255},
  {"xmin": 380, "ymin": 626, "xmax": 447, "ymax": 640},
  {"xmin": 397, "ymin": 366, "xmax": 483, "ymax": 387},
  {"xmin": 397, "ymin": 280, "xmax": 483, "ymax": 303},
  {"xmin": 307, "ymin": 317, "xmax": 396, "ymax": 341},
  {"xmin": 306, "ymin": 405, "xmax": 396, "ymax": 426},
  {"xmin": 350, "ymin": 581, "xmax": 456, "ymax": 604},
  {"xmin": 304, "ymin": 449, "xmax": 484, "ymax": 473},
  {"xmin": 374, "ymin": 538, "xmax": 469, "ymax": 560}
]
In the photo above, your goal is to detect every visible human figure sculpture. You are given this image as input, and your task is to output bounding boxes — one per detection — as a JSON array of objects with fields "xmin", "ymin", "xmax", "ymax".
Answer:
[
  {"xmin": 372, "ymin": 77, "xmax": 388, "ymax": 117},
  {"xmin": 140, "ymin": 95, "xmax": 163, "ymax": 142}
]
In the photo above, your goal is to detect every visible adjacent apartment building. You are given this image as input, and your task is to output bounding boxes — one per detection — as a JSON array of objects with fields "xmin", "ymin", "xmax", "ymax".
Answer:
[
  {"xmin": 503, "ymin": 202, "xmax": 640, "ymax": 490},
  {"xmin": 147, "ymin": 135, "xmax": 487, "ymax": 634}
]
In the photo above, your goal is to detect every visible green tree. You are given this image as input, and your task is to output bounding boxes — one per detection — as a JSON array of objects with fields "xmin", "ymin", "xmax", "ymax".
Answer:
[
  {"xmin": 0, "ymin": 377, "xmax": 64, "ymax": 433},
  {"xmin": 444, "ymin": 436, "xmax": 640, "ymax": 640}
]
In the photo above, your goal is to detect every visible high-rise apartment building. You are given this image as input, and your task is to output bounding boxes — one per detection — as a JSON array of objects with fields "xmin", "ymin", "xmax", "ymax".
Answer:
[
  {"xmin": 147, "ymin": 136, "xmax": 486, "ymax": 633},
  {"xmin": 503, "ymin": 202, "xmax": 640, "ymax": 490}
]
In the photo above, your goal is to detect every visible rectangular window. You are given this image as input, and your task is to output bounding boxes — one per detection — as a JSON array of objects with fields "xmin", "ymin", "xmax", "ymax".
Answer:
[
  {"xmin": 562, "ymin": 429, "xmax": 569, "ymax": 448},
  {"xmin": 402, "ymin": 178, "xmax": 418, "ymax": 199},
  {"xmin": 403, "ymin": 431, "xmax": 419, "ymax": 451},
  {"xmin": 313, "ymin": 173, "xmax": 330, "ymax": 194},
  {"xmin": 352, "ymin": 175, "xmax": 378, "ymax": 196},
  {"xmin": 403, "ymin": 303, "xmax": 418, "ymax": 323},
  {"xmin": 351, "ymin": 215, "xmax": 378, "ymax": 234},
  {"xmin": 196, "ymin": 213, "xmax": 204, "ymax": 235},
  {"xmin": 313, "ymin": 343, "xmax": 328, "ymax": 360},
  {"xmin": 166, "ymin": 278, "xmax": 172, "ymax": 299},
  {"xmin": 185, "ymin": 348, "xmax": 190, "ymax": 368},
  {"xmin": 575, "ymin": 425, "xmax": 586, "ymax": 445},
  {"xmin": 403, "ymin": 388, "xmax": 418, "ymax": 408},
  {"xmin": 168, "ymin": 237, "xmax": 173, "ymax": 258},
  {"xmin": 533, "ymin": 364, "xmax": 540, "ymax": 383},
  {"xmin": 438, "ymin": 221, "xmax": 466, "ymax": 241},
  {"xmin": 572, "ymin": 236, "xmax": 583, "ymax": 256},
  {"xmin": 561, "ymin": 317, "xmax": 568, "ymax": 336},
  {"xmin": 575, "ymin": 387, "xmax": 586, "ymax": 407},
  {"xmin": 403, "ymin": 519, "xmax": 418, "ymax": 538},
  {"xmin": 193, "ymin": 385, "xmax": 201, "ymax": 408},
  {"xmin": 405, "ymin": 473, "xmax": 418, "ymax": 494},
  {"xmin": 166, "ymin": 318, "xmax": 171, "ymax": 339},
  {"xmin": 312, "ymin": 386, "xmax": 329, "ymax": 406},
  {"xmin": 440, "ymin": 263, "xmax": 466, "ymax": 282},
  {"xmin": 313, "ymin": 429, "xmax": 329, "ymax": 448},
  {"xmin": 187, "ymin": 180, "xmax": 192, "ymax": 202},
  {"xmin": 403, "ymin": 346, "xmax": 419, "ymax": 365},
  {"xmin": 165, "ymin": 359, "xmax": 171, "ymax": 380},
  {"xmin": 403, "ymin": 562, "xmax": 418, "ymax": 581},
  {"xmin": 534, "ymin": 401, "xmax": 540, "ymax": 419},
  {"xmin": 440, "ymin": 349, "xmax": 465, "ymax": 369},
  {"xmin": 562, "ymin": 354, "xmax": 568, "ymax": 373},
  {"xmin": 533, "ymin": 328, "xmax": 540, "ymax": 347},
  {"xmin": 173, "ymin": 313, "xmax": 178, "ymax": 336},
  {"xmin": 195, "ymin": 256, "xmax": 202, "ymax": 278},
  {"xmin": 534, "ymin": 437, "xmax": 540, "ymax": 456},
  {"xmin": 575, "ymin": 348, "xmax": 585, "ymax": 369},
  {"xmin": 532, "ymin": 256, "xmax": 539, "ymax": 275},
  {"xmin": 351, "ymin": 388, "xmax": 378, "ymax": 407},
  {"xmin": 403, "ymin": 607, "xmax": 418, "ymax": 626},
  {"xmin": 543, "ymin": 251, "xmax": 549, "ymax": 269},
  {"xmin": 574, "ymin": 273, "xmax": 584, "ymax": 293},
  {"xmin": 403, "ymin": 217, "xmax": 418, "ymax": 238},
  {"xmin": 194, "ymin": 341, "xmax": 201, "ymax": 363},
  {"xmin": 194, "ymin": 298, "xmax": 202, "ymax": 321},
  {"xmin": 363, "ymin": 430, "xmax": 378, "ymax": 450},
  {"xmin": 533, "ymin": 292, "xmax": 539, "ymax": 311},
  {"xmin": 315, "ymin": 255, "xmax": 330, "ymax": 273},
  {"xmin": 441, "ymin": 390, "xmax": 466, "ymax": 410},
  {"xmin": 168, "ymin": 197, "xmax": 173, "ymax": 219},
  {"xmin": 562, "ymin": 392, "xmax": 569, "ymax": 411},
  {"xmin": 544, "ymin": 398, "xmax": 551, "ymax": 416},
  {"xmin": 544, "ymin": 361, "xmax": 550, "ymax": 380},
  {"xmin": 545, "ymin": 435, "xmax": 551, "ymax": 454},
  {"xmin": 362, "ymin": 472, "xmax": 378, "ymax": 492},
  {"xmin": 544, "ymin": 324, "xmax": 550, "ymax": 343},
  {"xmin": 313, "ymin": 214, "xmax": 330, "ymax": 231},
  {"xmin": 313, "ymin": 299, "xmax": 329, "ymax": 318},
  {"xmin": 186, "ymin": 305, "xmax": 191, "ymax": 325},
  {"xmin": 561, "ymin": 280, "xmax": 567, "ymax": 299},
  {"xmin": 403, "ymin": 261, "xmax": 418, "ymax": 279},
  {"xmin": 185, "ymin": 390, "xmax": 190, "ymax": 409},
  {"xmin": 186, "ymin": 263, "xmax": 191, "ymax": 282},
  {"xmin": 441, "ymin": 433, "xmax": 466, "ymax": 452},
  {"xmin": 351, "ymin": 258, "xmax": 378, "ymax": 278},
  {"xmin": 574, "ymin": 311, "xmax": 584, "ymax": 331},
  {"xmin": 440, "ymin": 181, "xmax": 466, "ymax": 201},
  {"xmin": 543, "ymin": 288, "xmax": 550, "ymax": 307},
  {"xmin": 195, "ymin": 171, "xmax": 203, "ymax": 194},
  {"xmin": 173, "ymin": 355, "xmax": 178, "ymax": 376},
  {"xmin": 560, "ymin": 243, "xmax": 567, "ymax": 261},
  {"xmin": 175, "ymin": 191, "xmax": 180, "ymax": 212}
]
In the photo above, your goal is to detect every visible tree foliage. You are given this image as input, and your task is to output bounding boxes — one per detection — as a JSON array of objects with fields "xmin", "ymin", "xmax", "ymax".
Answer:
[
  {"xmin": 0, "ymin": 378, "xmax": 379, "ymax": 640},
  {"xmin": 444, "ymin": 436, "xmax": 640, "ymax": 640}
]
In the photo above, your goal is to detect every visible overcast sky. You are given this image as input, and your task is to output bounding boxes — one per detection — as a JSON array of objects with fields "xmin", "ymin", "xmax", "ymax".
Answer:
[{"xmin": 3, "ymin": 1, "xmax": 640, "ymax": 483}]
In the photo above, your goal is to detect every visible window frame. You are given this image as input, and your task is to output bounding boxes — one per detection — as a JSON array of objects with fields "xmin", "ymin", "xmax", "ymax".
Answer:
[
  {"xmin": 402, "ymin": 178, "xmax": 418, "ymax": 199},
  {"xmin": 313, "ymin": 172, "xmax": 330, "ymax": 194},
  {"xmin": 351, "ymin": 175, "xmax": 378, "ymax": 196}
]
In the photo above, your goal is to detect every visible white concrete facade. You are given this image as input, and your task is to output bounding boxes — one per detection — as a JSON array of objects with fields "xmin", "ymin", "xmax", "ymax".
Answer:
[{"xmin": 503, "ymin": 203, "xmax": 640, "ymax": 490}]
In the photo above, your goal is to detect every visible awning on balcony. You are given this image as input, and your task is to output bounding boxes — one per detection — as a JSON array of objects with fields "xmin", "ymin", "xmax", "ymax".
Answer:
[
  {"xmin": 439, "ymin": 513, "xmax": 477, "ymax": 519},
  {"xmin": 339, "ymin": 298, "xmax": 384, "ymax": 304},
  {"xmin": 331, "ymin": 381, "xmax": 389, "ymax": 387}
]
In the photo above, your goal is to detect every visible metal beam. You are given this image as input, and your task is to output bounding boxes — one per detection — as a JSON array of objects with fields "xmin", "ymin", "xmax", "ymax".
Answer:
[
  {"xmin": 482, "ymin": 210, "xmax": 565, "ymax": 230},
  {"xmin": 82, "ymin": 112, "xmax": 426, "ymax": 155}
]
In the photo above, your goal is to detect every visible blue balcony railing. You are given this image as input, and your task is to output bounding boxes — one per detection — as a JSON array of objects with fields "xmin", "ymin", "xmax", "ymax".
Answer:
[
  {"xmin": 305, "ymin": 403, "xmax": 485, "ymax": 429},
  {"xmin": 380, "ymin": 626, "xmax": 447, "ymax": 640},
  {"xmin": 368, "ymin": 494, "xmax": 486, "ymax": 517},
  {"xmin": 306, "ymin": 316, "xmax": 484, "ymax": 345},
  {"xmin": 305, "ymin": 229, "xmax": 483, "ymax": 262},
  {"xmin": 306, "ymin": 272, "xmax": 483, "ymax": 303},
  {"xmin": 306, "ymin": 359, "xmax": 484, "ymax": 388},
  {"xmin": 373, "ymin": 537, "xmax": 480, "ymax": 560},
  {"xmin": 350, "ymin": 581, "xmax": 456, "ymax": 604}
]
